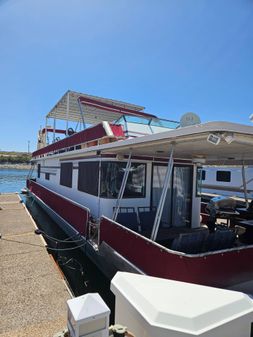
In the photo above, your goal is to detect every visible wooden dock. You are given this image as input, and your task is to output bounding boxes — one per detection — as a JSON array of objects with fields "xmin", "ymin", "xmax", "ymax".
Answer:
[{"xmin": 0, "ymin": 193, "xmax": 71, "ymax": 337}]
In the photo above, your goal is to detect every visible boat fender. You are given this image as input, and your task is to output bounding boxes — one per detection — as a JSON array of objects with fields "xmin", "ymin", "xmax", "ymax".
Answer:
[{"xmin": 102, "ymin": 121, "xmax": 114, "ymax": 137}]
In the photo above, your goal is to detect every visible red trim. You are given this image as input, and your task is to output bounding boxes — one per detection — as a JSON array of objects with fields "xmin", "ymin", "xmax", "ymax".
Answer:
[
  {"xmin": 33, "ymin": 123, "xmax": 124, "ymax": 157},
  {"xmin": 78, "ymin": 96, "xmax": 157, "ymax": 119},
  {"xmin": 110, "ymin": 124, "xmax": 125, "ymax": 137},
  {"xmin": 100, "ymin": 217, "xmax": 253, "ymax": 287},
  {"xmin": 27, "ymin": 180, "xmax": 89, "ymax": 235},
  {"xmin": 42, "ymin": 128, "xmax": 67, "ymax": 135}
]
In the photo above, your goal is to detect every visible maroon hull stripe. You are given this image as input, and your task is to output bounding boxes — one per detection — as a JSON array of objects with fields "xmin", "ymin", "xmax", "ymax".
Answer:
[
  {"xmin": 33, "ymin": 123, "xmax": 124, "ymax": 157},
  {"xmin": 27, "ymin": 180, "xmax": 89, "ymax": 235},
  {"xmin": 100, "ymin": 217, "xmax": 253, "ymax": 288}
]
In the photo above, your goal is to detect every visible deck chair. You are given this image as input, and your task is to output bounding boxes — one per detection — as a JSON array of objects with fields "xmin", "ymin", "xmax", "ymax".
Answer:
[
  {"xmin": 171, "ymin": 230, "xmax": 209, "ymax": 254},
  {"xmin": 203, "ymin": 229, "xmax": 236, "ymax": 252}
]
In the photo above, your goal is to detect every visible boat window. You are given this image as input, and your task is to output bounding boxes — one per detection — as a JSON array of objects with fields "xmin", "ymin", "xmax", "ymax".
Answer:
[
  {"xmin": 78, "ymin": 161, "xmax": 99, "ymax": 196},
  {"xmin": 150, "ymin": 118, "xmax": 179, "ymax": 129},
  {"xmin": 60, "ymin": 162, "xmax": 73, "ymax": 188},
  {"xmin": 152, "ymin": 165, "xmax": 172, "ymax": 225},
  {"xmin": 120, "ymin": 115, "xmax": 150, "ymax": 125},
  {"xmin": 115, "ymin": 115, "xmax": 179, "ymax": 129},
  {"xmin": 216, "ymin": 170, "xmax": 231, "ymax": 182},
  {"xmin": 100, "ymin": 161, "xmax": 146, "ymax": 198},
  {"xmin": 172, "ymin": 166, "xmax": 192, "ymax": 227},
  {"xmin": 37, "ymin": 164, "xmax": 41, "ymax": 178},
  {"xmin": 196, "ymin": 167, "xmax": 203, "ymax": 197},
  {"xmin": 45, "ymin": 172, "xmax": 50, "ymax": 180},
  {"xmin": 202, "ymin": 170, "xmax": 206, "ymax": 180}
]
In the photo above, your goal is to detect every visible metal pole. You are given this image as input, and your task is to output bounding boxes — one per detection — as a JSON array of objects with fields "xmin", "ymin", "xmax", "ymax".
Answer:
[
  {"xmin": 242, "ymin": 161, "xmax": 249, "ymax": 208},
  {"xmin": 151, "ymin": 145, "xmax": 174, "ymax": 241},
  {"xmin": 53, "ymin": 117, "xmax": 56, "ymax": 142},
  {"xmin": 77, "ymin": 98, "xmax": 86, "ymax": 129},
  {"xmin": 113, "ymin": 152, "xmax": 132, "ymax": 221},
  {"xmin": 45, "ymin": 117, "xmax": 48, "ymax": 145},
  {"xmin": 97, "ymin": 158, "xmax": 102, "ymax": 220},
  {"xmin": 66, "ymin": 91, "xmax": 70, "ymax": 136}
]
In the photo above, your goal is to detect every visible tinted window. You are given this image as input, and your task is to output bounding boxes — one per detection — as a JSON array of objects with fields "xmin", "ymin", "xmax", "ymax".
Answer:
[
  {"xmin": 216, "ymin": 171, "xmax": 231, "ymax": 182},
  {"xmin": 45, "ymin": 172, "xmax": 50, "ymax": 180},
  {"xmin": 100, "ymin": 161, "xmax": 146, "ymax": 198},
  {"xmin": 37, "ymin": 164, "xmax": 41, "ymax": 178},
  {"xmin": 60, "ymin": 163, "xmax": 73, "ymax": 187},
  {"xmin": 202, "ymin": 170, "xmax": 206, "ymax": 181},
  {"xmin": 78, "ymin": 162, "xmax": 99, "ymax": 196}
]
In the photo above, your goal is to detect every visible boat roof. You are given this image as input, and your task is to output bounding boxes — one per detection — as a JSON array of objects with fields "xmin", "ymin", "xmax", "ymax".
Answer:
[
  {"xmin": 46, "ymin": 90, "xmax": 156, "ymax": 124},
  {"xmin": 58, "ymin": 121, "xmax": 253, "ymax": 165}
]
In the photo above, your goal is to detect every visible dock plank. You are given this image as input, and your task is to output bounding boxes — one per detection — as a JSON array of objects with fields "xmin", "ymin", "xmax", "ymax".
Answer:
[{"xmin": 0, "ymin": 194, "xmax": 70, "ymax": 337}]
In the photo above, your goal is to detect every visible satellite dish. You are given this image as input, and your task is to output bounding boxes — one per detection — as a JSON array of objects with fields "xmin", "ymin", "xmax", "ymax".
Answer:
[{"xmin": 180, "ymin": 112, "xmax": 201, "ymax": 127}]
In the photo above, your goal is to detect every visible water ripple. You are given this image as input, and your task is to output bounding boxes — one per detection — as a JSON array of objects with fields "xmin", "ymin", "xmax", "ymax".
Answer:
[{"xmin": 0, "ymin": 169, "xmax": 29, "ymax": 193}]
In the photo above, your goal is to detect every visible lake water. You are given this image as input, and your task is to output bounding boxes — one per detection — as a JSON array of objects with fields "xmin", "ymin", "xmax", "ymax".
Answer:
[{"xmin": 0, "ymin": 168, "xmax": 29, "ymax": 193}]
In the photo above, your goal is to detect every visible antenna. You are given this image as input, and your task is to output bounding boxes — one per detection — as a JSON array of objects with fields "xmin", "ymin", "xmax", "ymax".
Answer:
[{"xmin": 180, "ymin": 112, "xmax": 201, "ymax": 127}]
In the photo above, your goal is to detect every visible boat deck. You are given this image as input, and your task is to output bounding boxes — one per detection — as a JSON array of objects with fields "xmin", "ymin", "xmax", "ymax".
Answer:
[{"xmin": 0, "ymin": 193, "xmax": 70, "ymax": 337}]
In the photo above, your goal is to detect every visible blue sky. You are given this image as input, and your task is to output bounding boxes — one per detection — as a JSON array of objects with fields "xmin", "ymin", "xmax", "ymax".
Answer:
[{"xmin": 0, "ymin": 0, "xmax": 253, "ymax": 152}]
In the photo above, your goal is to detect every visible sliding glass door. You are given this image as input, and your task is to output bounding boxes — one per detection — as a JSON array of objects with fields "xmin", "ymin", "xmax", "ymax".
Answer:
[{"xmin": 152, "ymin": 164, "xmax": 193, "ymax": 227}]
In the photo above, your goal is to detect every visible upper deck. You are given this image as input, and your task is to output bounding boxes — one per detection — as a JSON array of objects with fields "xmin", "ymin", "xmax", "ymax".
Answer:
[{"xmin": 33, "ymin": 90, "xmax": 179, "ymax": 158}]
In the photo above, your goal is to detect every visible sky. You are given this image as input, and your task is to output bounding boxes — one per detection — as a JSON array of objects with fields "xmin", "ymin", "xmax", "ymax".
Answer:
[{"xmin": 0, "ymin": 0, "xmax": 253, "ymax": 152}]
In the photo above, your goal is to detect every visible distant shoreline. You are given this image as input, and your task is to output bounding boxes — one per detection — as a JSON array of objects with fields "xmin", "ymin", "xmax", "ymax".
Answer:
[{"xmin": 0, "ymin": 163, "xmax": 31, "ymax": 170}]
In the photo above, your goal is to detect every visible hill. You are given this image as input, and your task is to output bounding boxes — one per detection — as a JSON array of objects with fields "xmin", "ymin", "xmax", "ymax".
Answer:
[{"xmin": 0, "ymin": 151, "xmax": 32, "ymax": 164}]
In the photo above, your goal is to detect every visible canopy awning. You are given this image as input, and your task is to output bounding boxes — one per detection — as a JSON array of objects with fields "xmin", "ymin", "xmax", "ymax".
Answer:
[
  {"xmin": 58, "ymin": 121, "xmax": 253, "ymax": 165},
  {"xmin": 46, "ymin": 90, "xmax": 156, "ymax": 124}
]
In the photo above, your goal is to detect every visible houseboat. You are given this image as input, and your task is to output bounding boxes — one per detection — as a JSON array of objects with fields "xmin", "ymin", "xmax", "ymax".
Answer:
[
  {"xmin": 27, "ymin": 90, "xmax": 253, "ymax": 291},
  {"xmin": 201, "ymin": 165, "xmax": 253, "ymax": 200}
]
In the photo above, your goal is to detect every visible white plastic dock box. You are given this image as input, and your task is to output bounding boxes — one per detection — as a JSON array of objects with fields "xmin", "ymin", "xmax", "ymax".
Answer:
[
  {"xmin": 67, "ymin": 293, "xmax": 110, "ymax": 337},
  {"xmin": 111, "ymin": 272, "xmax": 253, "ymax": 337}
]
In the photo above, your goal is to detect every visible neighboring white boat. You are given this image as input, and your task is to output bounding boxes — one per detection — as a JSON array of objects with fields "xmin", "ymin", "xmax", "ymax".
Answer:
[
  {"xmin": 201, "ymin": 165, "xmax": 253, "ymax": 200},
  {"xmin": 27, "ymin": 90, "xmax": 253, "ymax": 290}
]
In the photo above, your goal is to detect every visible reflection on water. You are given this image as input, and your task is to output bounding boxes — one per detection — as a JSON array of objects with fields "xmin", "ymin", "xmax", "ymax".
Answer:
[
  {"xmin": 25, "ymin": 197, "xmax": 115, "ymax": 322},
  {"xmin": 0, "ymin": 168, "xmax": 29, "ymax": 193}
]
